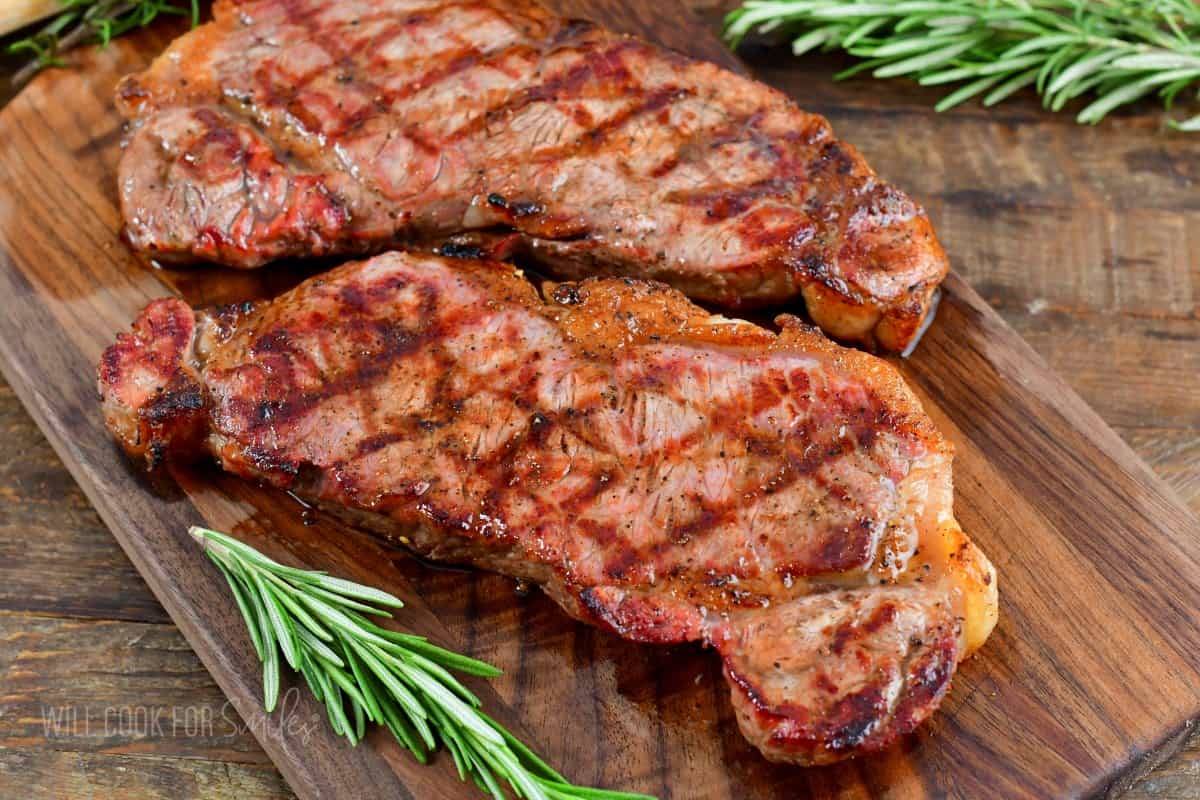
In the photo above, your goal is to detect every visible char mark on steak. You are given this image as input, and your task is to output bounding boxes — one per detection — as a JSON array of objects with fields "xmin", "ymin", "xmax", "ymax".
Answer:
[
  {"xmin": 116, "ymin": 0, "xmax": 949, "ymax": 351},
  {"xmin": 98, "ymin": 251, "xmax": 997, "ymax": 764}
]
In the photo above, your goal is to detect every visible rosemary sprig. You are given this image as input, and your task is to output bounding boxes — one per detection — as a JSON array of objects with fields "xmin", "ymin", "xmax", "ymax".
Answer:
[
  {"xmin": 190, "ymin": 527, "xmax": 655, "ymax": 800},
  {"xmin": 7, "ymin": 0, "xmax": 199, "ymax": 86},
  {"xmin": 724, "ymin": 0, "xmax": 1200, "ymax": 130}
]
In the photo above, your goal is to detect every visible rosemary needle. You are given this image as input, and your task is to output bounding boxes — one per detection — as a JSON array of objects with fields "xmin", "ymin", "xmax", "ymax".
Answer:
[
  {"xmin": 7, "ymin": 0, "xmax": 200, "ymax": 87},
  {"xmin": 190, "ymin": 526, "xmax": 656, "ymax": 800},
  {"xmin": 725, "ymin": 0, "xmax": 1200, "ymax": 130}
]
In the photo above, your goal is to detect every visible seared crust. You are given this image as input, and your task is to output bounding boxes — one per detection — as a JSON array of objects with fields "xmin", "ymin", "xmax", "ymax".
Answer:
[
  {"xmin": 97, "ymin": 251, "xmax": 995, "ymax": 763},
  {"xmin": 115, "ymin": 0, "xmax": 948, "ymax": 351},
  {"xmin": 98, "ymin": 298, "xmax": 208, "ymax": 468},
  {"xmin": 714, "ymin": 587, "xmax": 960, "ymax": 764}
]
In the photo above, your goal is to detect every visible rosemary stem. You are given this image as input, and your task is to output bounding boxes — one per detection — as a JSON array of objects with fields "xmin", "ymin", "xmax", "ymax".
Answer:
[
  {"xmin": 189, "ymin": 527, "xmax": 656, "ymax": 800},
  {"xmin": 725, "ymin": 0, "xmax": 1200, "ymax": 128}
]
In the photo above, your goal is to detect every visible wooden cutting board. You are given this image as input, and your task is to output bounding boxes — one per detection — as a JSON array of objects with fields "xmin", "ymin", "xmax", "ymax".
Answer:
[{"xmin": 1, "ymin": 3, "xmax": 1198, "ymax": 798}]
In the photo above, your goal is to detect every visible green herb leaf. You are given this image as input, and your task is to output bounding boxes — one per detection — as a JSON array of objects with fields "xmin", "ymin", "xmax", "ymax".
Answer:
[
  {"xmin": 1169, "ymin": 113, "xmax": 1200, "ymax": 131},
  {"xmin": 192, "ymin": 526, "xmax": 655, "ymax": 800},
  {"xmin": 9, "ymin": 0, "xmax": 202, "ymax": 87},
  {"xmin": 725, "ymin": 0, "xmax": 1200, "ymax": 130}
]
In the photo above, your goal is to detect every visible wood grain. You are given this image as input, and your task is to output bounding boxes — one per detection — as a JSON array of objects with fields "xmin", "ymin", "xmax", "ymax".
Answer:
[
  {"xmin": 0, "ymin": 749, "xmax": 291, "ymax": 799},
  {"xmin": 0, "ymin": 613, "xmax": 269, "ymax": 762},
  {"xmin": 0, "ymin": 3, "xmax": 1198, "ymax": 799},
  {"xmin": 0, "ymin": 383, "xmax": 169, "ymax": 622}
]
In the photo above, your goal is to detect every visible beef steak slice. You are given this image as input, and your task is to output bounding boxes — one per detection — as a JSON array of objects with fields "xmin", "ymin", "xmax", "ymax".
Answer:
[
  {"xmin": 116, "ymin": 0, "xmax": 949, "ymax": 351},
  {"xmin": 99, "ymin": 251, "xmax": 997, "ymax": 764}
]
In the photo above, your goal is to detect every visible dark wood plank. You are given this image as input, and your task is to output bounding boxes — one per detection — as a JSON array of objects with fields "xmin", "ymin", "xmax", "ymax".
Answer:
[
  {"xmin": 0, "ymin": 382, "xmax": 169, "ymax": 622},
  {"xmin": 1007, "ymin": 312, "xmax": 1200, "ymax": 432},
  {"xmin": 1116, "ymin": 428, "xmax": 1200, "ymax": 516},
  {"xmin": 0, "ymin": 613, "xmax": 268, "ymax": 761},
  {"xmin": 890, "ymin": 274, "xmax": 1200, "ymax": 797},
  {"xmin": 1124, "ymin": 732, "xmax": 1200, "ymax": 800},
  {"xmin": 0, "ymin": 748, "xmax": 293, "ymax": 799},
  {"xmin": 0, "ymin": 2, "xmax": 1198, "ymax": 800},
  {"xmin": 832, "ymin": 112, "xmax": 1200, "ymax": 215}
]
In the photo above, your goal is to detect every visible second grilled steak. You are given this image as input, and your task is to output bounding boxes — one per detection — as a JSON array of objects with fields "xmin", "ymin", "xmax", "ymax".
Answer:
[
  {"xmin": 117, "ymin": 0, "xmax": 950, "ymax": 351},
  {"xmin": 99, "ymin": 251, "xmax": 997, "ymax": 765}
]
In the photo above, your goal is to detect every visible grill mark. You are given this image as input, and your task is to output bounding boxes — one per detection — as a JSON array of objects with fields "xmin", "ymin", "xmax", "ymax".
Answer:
[
  {"xmin": 821, "ymin": 683, "xmax": 888, "ymax": 753},
  {"xmin": 223, "ymin": 319, "xmax": 422, "ymax": 432},
  {"xmin": 186, "ymin": 108, "xmax": 244, "ymax": 165},
  {"xmin": 253, "ymin": 4, "xmax": 605, "ymax": 153},
  {"xmin": 523, "ymin": 373, "xmax": 898, "ymax": 583},
  {"xmin": 326, "ymin": 36, "xmax": 544, "ymax": 140},
  {"xmin": 698, "ymin": 108, "xmax": 769, "ymax": 151},
  {"xmin": 651, "ymin": 105, "xmax": 771, "ymax": 188},
  {"xmin": 210, "ymin": 262, "xmax": 910, "ymax": 593},
  {"xmin": 646, "ymin": 108, "xmax": 846, "ymax": 248},
  {"xmin": 603, "ymin": 545, "xmax": 640, "ymax": 581},
  {"xmin": 830, "ymin": 601, "xmax": 898, "ymax": 656},
  {"xmin": 330, "ymin": 302, "xmax": 552, "ymax": 510},
  {"xmin": 720, "ymin": 599, "xmax": 949, "ymax": 757},
  {"xmin": 508, "ymin": 86, "xmax": 693, "ymax": 169},
  {"xmin": 665, "ymin": 504, "xmax": 719, "ymax": 546},
  {"xmin": 221, "ymin": 277, "xmax": 455, "ymax": 435},
  {"xmin": 258, "ymin": 1, "xmax": 562, "ymax": 208},
  {"xmin": 141, "ymin": 378, "xmax": 206, "ymax": 428},
  {"xmin": 356, "ymin": 431, "xmax": 403, "ymax": 456},
  {"xmin": 808, "ymin": 139, "xmax": 865, "ymax": 182},
  {"xmin": 649, "ymin": 154, "xmax": 678, "ymax": 178},
  {"xmin": 258, "ymin": 3, "xmax": 471, "ymax": 140},
  {"xmin": 244, "ymin": 329, "xmax": 307, "ymax": 406},
  {"xmin": 457, "ymin": 39, "xmax": 643, "ymax": 140},
  {"xmin": 669, "ymin": 176, "xmax": 797, "ymax": 222},
  {"xmin": 886, "ymin": 629, "xmax": 957, "ymax": 734},
  {"xmin": 209, "ymin": 2, "xmax": 843, "ymax": 260},
  {"xmin": 383, "ymin": 42, "xmax": 533, "ymax": 105}
]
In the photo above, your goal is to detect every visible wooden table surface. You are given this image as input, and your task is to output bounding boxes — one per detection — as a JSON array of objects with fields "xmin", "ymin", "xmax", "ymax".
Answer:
[{"xmin": 0, "ymin": 3, "xmax": 1196, "ymax": 798}]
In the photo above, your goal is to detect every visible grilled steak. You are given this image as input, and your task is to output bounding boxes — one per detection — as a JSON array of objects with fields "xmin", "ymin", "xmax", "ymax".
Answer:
[
  {"xmin": 99, "ymin": 251, "xmax": 997, "ymax": 764},
  {"xmin": 116, "ymin": 0, "xmax": 949, "ymax": 351}
]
